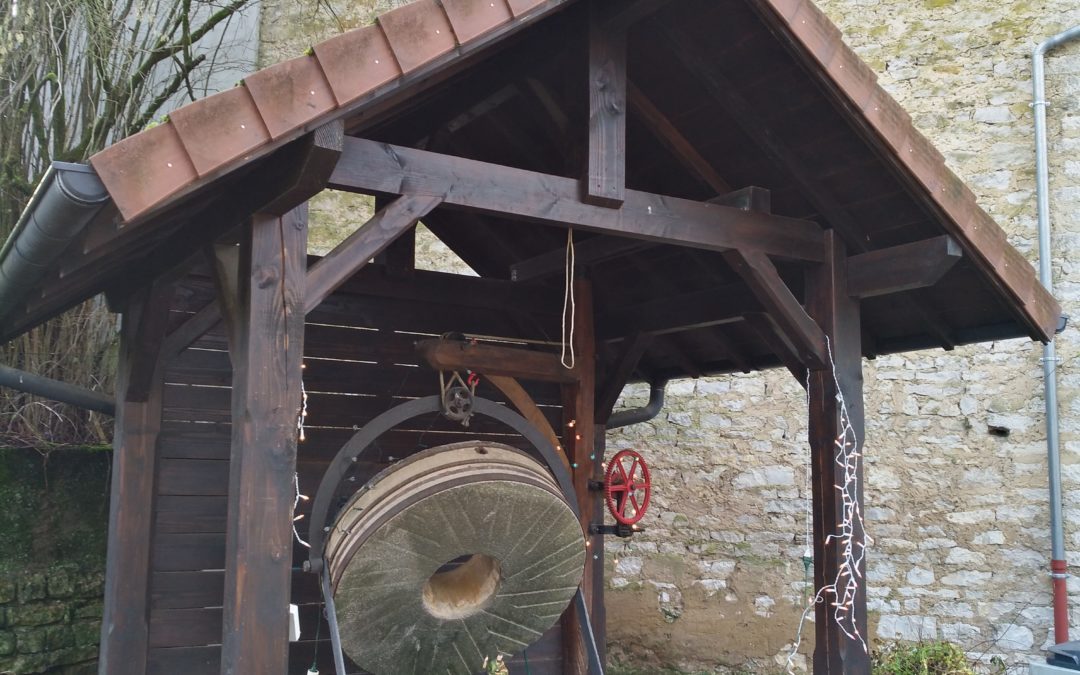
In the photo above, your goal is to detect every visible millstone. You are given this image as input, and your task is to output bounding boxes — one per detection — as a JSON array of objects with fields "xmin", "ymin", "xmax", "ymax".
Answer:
[{"xmin": 326, "ymin": 441, "xmax": 585, "ymax": 675}]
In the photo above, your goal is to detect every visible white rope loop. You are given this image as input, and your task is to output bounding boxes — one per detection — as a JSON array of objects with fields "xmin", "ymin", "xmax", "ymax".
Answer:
[{"xmin": 561, "ymin": 229, "xmax": 576, "ymax": 370}]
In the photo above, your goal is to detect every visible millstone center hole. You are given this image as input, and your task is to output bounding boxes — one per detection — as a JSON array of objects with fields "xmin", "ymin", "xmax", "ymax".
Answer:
[{"xmin": 422, "ymin": 554, "xmax": 502, "ymax": 620}]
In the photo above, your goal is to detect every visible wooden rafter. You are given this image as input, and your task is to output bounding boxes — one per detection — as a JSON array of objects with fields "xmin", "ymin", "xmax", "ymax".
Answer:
[
  {"xmin": 329, "ymin": 138, "xmax": 827, "ymax": 262},
  {"xmin": 629, "ymin": 80, "xmax": 731, "ymax": 195}
]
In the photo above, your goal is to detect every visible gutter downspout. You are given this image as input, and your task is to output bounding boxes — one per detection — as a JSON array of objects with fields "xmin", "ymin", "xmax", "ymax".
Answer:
[
  {"xmin": 1032, "ymin": 24, "xmax": 1080, "ymax": 646},
  {"xmin": 607, "ymin": 380, "xmax": 668, "ymax": 429}
]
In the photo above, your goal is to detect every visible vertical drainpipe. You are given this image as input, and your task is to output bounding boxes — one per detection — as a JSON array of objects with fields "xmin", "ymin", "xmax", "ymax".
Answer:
[{"xmin": 1032, "ymin": 24, "xmax": 1080, "ymax": 646}]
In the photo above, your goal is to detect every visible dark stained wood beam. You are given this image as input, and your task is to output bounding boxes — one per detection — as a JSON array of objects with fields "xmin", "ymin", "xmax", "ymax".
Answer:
[
  {"xmin": 629, "ymin": 80, "xmax": 731, "ymax": 195},
  {"xmin": 262, "ymin": 120, "xmax": 344, "ymax": 216},
  {"xmin": 599, "ymin": 283, "xmax": 754, "ymax": 339},
  {"xmin": 99, "ymin": 286, "xmax": 172, "ymax": 673},
  {"xmin": 559, "ymin": 279, "xmax": 599, "ymax": 674},
  {"xmin": 220, "ymin": 205, "xmax": 307, "ymax": 674},
  {"xmin": 511, "ymin": 236, "xmax": 651, "ymax": 282},
  {"xmin": 596, "ymin": 331, "xmax": 653, "ymax": 423},
  {"xmin": 722, "ymin": 249, "xmax": 827, "ymax": 369},
  {"xmin": 744, "ymin": 312, "xmax": 806, "ymax": 385},
  {"xmin": 603, "ymin": 0, "xmax": 674, "ymax": 31},
  {"xmin": 709, "ymin": 186, "xmax": 771, "ymax": 213},
  {"xmin": 417, "ymin": 338, "xmax": 578, "ymax": 384},
  {"xmin": 510, "ymin": 187, "xmax": 772, "ymax": 283},
  {"xmin": 304, "ymin": 194, "xmax": 442, "ymax": 313},
  {"xmin": 805, "ymin": 230, "xmax": 869, "ymax": 674},
  {"xmin": 329, "ymin": 138, "xmax": 827, "ymax": 262},
  {"xmin": 660, "ymin": 26, "xmax": 956, "ymax": 351},
  {"xmin": 661, "ymin": 26, "xmax": 865, "ymax": 249},
  {"xmin": 704, "ymin": 328, "xmax": 754, "ymax": 374},
  {"xmin": 847, "ymin": 235, "xmax": 962, "ymax": 299},
  {"xmin": 586, "ymin": 1, "xmax": 627, "ymax": 208},
  {"xmin": 486, "ymin": 374, "xmax": 568, "ymax": 472}
]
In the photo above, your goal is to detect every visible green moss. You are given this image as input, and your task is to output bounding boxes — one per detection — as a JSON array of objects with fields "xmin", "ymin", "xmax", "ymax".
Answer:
[
  {"xmin": 923, "ymin": 0, "xmax": 955, "ymax": 8},
  {"xmin": 0, "ymin": 448, "xmax": 110, "ymax": 574}
]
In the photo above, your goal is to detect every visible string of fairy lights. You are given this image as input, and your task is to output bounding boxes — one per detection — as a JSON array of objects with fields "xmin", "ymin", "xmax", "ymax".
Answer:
[
  {"xmin": 786, "ymin": 336, "xmax": 869, "ymax": 673},
  {"xmin": 293, "ymin": 367, "xmax": 311, "ymax": 548}
]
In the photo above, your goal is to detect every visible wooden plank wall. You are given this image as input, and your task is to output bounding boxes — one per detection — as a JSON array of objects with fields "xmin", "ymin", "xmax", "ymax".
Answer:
[{"xmin": 145, "ymin": 269, "xmax": 570, "ymax": 674}]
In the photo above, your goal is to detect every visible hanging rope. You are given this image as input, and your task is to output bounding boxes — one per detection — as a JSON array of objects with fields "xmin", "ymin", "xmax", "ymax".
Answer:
[{"xmin": 560, "ymin": 229, "xmax": 576, "ymax": 369}]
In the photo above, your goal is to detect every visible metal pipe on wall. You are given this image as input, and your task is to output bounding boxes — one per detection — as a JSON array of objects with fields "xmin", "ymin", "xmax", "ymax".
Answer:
[{"xmin": 1032, "ymin": 23, "xmax": 1080, "ymax": 646}]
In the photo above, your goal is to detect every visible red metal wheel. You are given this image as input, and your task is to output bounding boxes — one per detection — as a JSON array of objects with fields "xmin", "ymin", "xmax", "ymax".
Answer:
[{"xmin": 604, "ymin": 449, "xmax": 651, "ymax": 525}]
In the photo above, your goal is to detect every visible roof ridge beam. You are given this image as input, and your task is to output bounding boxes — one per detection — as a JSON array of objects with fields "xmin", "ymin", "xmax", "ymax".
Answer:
[{"xmin": 329, "ymin": 138, "xmax": 826, "ymax": 262}]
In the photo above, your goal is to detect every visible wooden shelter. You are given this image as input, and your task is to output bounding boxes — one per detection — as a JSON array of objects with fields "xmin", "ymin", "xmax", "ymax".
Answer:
[{"xmin": 0, "ymin": 0, "xmax": 1061, "ymax": 673}]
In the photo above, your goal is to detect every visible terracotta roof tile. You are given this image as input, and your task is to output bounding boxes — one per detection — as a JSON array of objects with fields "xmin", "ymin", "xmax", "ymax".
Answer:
[
  {"xmin": 441, "ymin": 0, "xmax": 514, "ymax": 43},
  {"xmin": 378, "ymin": 0, "xmax": 457, "ymax": 73},
  {"xmin": 314, "ymin": 25, "xmax": 403, "ymax": 106},
  {"xmin": 89, "ymin": 123, "xmax": 198, "ymax": 221},
  {"xmin": 170, "ymin": 87, "xmax": 271, "ymax": 177},
  {"xmin": 244, "ymin": 55, "xmax": 337, "ymax": 139}
]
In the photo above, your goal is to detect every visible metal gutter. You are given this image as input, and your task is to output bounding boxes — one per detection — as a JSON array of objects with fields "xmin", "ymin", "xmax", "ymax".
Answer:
[
  {"xmin": 0, "ymin": 162, "xmax": 110, "ymax": 320},
  {"xmin": 1031, "ymin": 24, "xmax": 1080, "ymax": 646},
  {"xmin": 607, "ymin": 380, "xmax": 668, "ymax": 429}
]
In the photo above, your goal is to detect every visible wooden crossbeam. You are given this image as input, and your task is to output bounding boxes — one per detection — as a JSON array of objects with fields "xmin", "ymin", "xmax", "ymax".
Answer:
[
  {"xmin": 744, "ymin": 313, "xmax": 806, "ymax": 385},
  {"xmin": 304, "ymin": 195, "xmax": 442, "ymax": 313},
  {"xmin": 417, "ymin": 339, "xmax": 578, "ymax": 384},
  {"xmin": 586, "ymin": 1, "xmax": 628, "ymax": 208},
  {"xmin": 847, "ymin": 235, "xmax": 962, "ymax": 298},
  {"xmin": 512, "ymin": 236, "xmax": 650, "ymax": 282},
  {"xmin": 329, "ymin": 138, "xmax": 826, "ymax": 262},
  {"xmin": 509, "ymin": 188, "xmax": 772, "ymax": 283},
  {"xmin": 722, "ymin": 249, "xmax": 827, "ymax": 368},
  {"xmin": 596, "ymin": 331, "xmax": 654, "ymax": 423}
]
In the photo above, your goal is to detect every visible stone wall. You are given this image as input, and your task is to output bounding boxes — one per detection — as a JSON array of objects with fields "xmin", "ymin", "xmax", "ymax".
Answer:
[
  {"xmin": 0, "ymin": 566, "xmax": 103, "ymax": 674},
  {"xmin": 0, "ymin": 448, "xmax": 109, "ymax": 674},
  {"xmin": 257, "ymin": 0, "xmax": 1080, "ymax": 671}
]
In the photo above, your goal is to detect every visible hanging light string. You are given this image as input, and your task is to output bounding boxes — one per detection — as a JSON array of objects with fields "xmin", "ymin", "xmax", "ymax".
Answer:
[
  {"xmin": 786, "ymin": 337, "xmax": 869, "ymax": 673},
  {"xmin": 292, "ymin": 364, "xmax": 311, "ymax": 548},
  {"xmin": 560, "ymin": 229, "xmax": 576, "ymax": 369}
]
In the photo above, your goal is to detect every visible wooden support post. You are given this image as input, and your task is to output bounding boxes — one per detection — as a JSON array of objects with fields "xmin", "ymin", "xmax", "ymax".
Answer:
[
  {"xmin": 220, "ymin": 205, "xmax": 308, "ymax": 675},
  {"xmin": 805, "ymin": 231, "xmax": 869, "ymax": 674},
  {"xmin": 560, "ymin": 279, "xmax": 600, "ymax": 674},
  {"xmin": 585, "ymin": 0, "xmax": 627, "ymax": 208},
  {"xmin": 99, "ymin": 283, "xmax": 173, "ymax": 675}
]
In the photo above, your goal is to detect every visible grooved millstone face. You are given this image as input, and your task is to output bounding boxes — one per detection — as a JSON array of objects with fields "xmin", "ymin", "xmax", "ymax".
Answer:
[{"xmin": 327, "ymin": 442, "xmax": 585, "ymax": 675}]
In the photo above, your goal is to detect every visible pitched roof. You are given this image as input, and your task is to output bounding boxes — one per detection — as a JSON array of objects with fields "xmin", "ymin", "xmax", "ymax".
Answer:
[{"xmin": 0, "ymin": 0, "xmax": 1061, "ymax": 378}]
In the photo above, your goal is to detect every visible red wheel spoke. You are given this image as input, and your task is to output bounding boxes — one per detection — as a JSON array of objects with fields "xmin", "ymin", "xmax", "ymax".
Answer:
[{"xmin": 604, "ymin": 449, "xmax": 651, "ymax": 526}]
